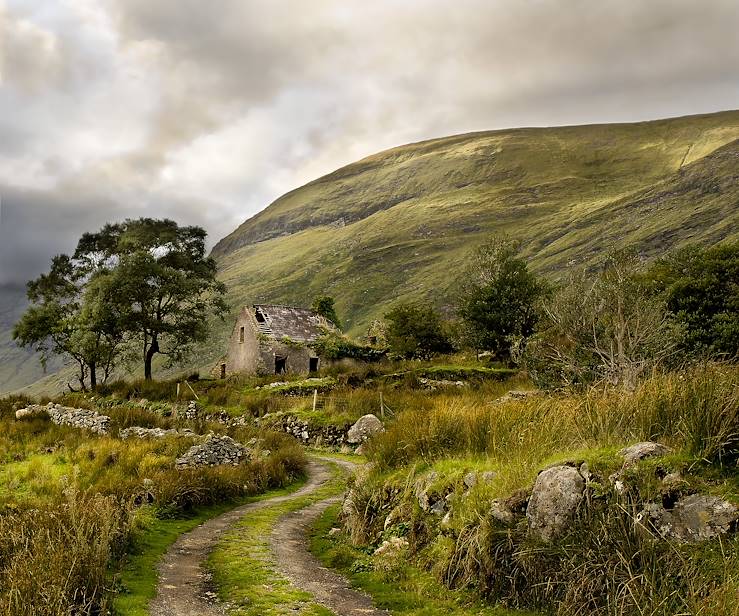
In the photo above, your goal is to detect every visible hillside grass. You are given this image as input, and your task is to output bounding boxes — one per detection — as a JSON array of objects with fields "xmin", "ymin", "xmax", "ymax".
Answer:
[
  {"xmin": 187, "ymin": 110, "xmax": 739, "ymax": 379},
  {"xmin": 339, "ymin": 364, "xmax": 739, "ymax": 615},
  {"xmin": 0, "ymin": 393, "xmax": 308, "ymax": 616}
]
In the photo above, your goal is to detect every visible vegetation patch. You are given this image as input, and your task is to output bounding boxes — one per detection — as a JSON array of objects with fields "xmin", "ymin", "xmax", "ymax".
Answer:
[{"xmin": 208, "ymin": 460, "xmax": 348, "ymax": 616}]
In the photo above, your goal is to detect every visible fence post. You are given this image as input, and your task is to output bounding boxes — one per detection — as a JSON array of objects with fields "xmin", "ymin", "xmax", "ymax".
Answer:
[
  {"xmin": 380, "ymin": 392, "xmax": 384, "ymax": 419},
  {"xmin": 176, "ymin": 382, "xmax": 180, "ymax": 399},
  {"xmin": 313, "ymin": 389, "xmax": 318, "ymax": 413}
]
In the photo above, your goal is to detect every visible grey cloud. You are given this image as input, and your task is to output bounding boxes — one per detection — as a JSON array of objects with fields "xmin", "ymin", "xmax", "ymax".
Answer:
[{"xmin": 1, "ymin": 0, "xmax": 738, "ymax": 289}]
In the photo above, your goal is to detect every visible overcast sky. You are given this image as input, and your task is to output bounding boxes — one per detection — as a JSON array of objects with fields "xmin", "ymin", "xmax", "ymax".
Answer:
[{"xmin": 1, "ymin": 0, "xmax": 738, "ymax": 288}]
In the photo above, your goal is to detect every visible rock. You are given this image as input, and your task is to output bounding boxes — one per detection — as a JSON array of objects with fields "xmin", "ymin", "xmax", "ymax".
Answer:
[
  {"xmin": 175, "ymin": 434, "xmax": 250, "ymax": 469},
  {"xmin": 489, "ymin": 499, "xmax": 516, "ymax": 525},
  {"xmin": 497, "ymin": 390, "xmax": 541, "ymax": 403},
  {"xmin": 347, "ymin": 414, "xmax": 384, "ymax": 444},
  {"xmin": 636, "ymin": 494, "xmax": 739, "ymax": 543},
  {"xmin": 355, "ymin": 443, "xmax": 367, "ymax": 456},
  {"xmin": 619, "ymin": 442, "xmax": 671, "ymax": 465},
  {"xmin": 373, "ymin": 537, "xmax": 409, "ymax": 557},
  {"xmin": 464, "ymin": 470, "xmax": 498, "ymax": 489},
  {"xmin": 414, "ymin": 472, "xmax": 439, "ymax": 511},
  {"xmin": 120, "ymin": 426, "xmax": 195, "ymax": 439},
  {"xmin": 463, "ymin": 472, "xmax": 478, "ymax": 489},
  {"xmin": 526, "ymin": 465, "xmax": 586, "ymax": 542},
  {"xmin": 183, "ymin": 401, "xmax": 199, "ymax": 420},
  {"xmin": 328, "ymin": 527, "xmax": 342, "ymax": 537},
  {"xmin": 15, "ymin": 406, "xmax": 47, "ymax": 420}
]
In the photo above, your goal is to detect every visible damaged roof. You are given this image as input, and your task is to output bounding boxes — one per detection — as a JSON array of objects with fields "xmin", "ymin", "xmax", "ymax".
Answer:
[{"xmin": 252, "ymin": 304, "xmax": 333, "ymax": 342}]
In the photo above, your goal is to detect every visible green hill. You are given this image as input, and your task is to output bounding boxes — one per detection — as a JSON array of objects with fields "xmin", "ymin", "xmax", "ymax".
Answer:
[
  {"xmin": 210, "ymin": 111, "xmax": 739, "ymax": 348},
  {"xmin": 4, "ymin": 110, "xmax": 739, "ymax": 390}
]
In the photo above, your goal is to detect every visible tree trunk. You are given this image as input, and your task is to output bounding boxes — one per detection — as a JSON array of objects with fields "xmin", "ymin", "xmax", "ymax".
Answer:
[
  {"xmin": 144, "ymin": 336, "xmax": 159, "ymax": 380},
  {"xmin": 89, "ymin": 362, "xmax": 97, "ymax": 390}
]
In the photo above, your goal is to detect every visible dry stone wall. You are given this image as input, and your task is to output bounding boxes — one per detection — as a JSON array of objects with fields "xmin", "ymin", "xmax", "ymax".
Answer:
[{"xmin": 16, "ymin": 403, "xmax": 110, "ymax": 435}]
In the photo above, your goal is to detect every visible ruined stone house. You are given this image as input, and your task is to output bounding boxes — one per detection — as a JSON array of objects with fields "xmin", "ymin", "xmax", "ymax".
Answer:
[{"xmin": 220, "ymin": 304, "xmax": 336, "ymax": 377}]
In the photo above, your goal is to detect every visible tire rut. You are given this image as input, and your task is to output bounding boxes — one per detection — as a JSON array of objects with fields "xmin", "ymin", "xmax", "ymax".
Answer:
[{"xmin": 150, "ymin": 458, "xmax": 386, "ymax": 616}]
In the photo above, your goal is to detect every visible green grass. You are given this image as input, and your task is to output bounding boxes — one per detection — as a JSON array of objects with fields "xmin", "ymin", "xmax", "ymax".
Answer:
[
  {"xmin": 113, "ymin": 480, "xmax": 308, "ymax": 616},
  {"xmin": 181, "ymin": 109, "xmax": 739, "ymax": 379},
  {"xmin": 207, "ymin": 459, "xmax": 349, "ymax": 615},
  {"xmin": 310, "ymin": 503, "xmax": 539, "ymax": 616}
]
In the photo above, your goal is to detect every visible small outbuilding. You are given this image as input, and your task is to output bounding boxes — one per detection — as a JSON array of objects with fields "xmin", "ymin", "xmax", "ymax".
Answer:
[{"xmin": 220, "ymin": 304, "xmax": 336, "ymax": 377}]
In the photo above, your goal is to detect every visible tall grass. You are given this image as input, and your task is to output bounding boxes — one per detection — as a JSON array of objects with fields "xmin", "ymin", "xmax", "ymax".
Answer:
[{"xmin": 368, "ymin": 365, "xmax": 739, "ymax": 471}]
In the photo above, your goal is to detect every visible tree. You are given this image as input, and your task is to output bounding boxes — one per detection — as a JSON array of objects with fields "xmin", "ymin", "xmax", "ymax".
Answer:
[
  {"xmin": 524, "ymin": 251, "xmax": 682, "ymax": 388},
  {"xmin": 457, "ymin": 237, "xmax": 545, "ymax": 358},
  {"xmin": 641, "ymin": 242, "xmax": 739, "ymax": 359},
  {"xmin": 13, "ymin": 255, "xmax": 124, "ymax": 390},
  {"xmin": 312, "ymin": 295, "xmax": 341, "ymax": 329},
  {"xmin": 74, "ymin": 219, "xmax": 227, "ymax": 380},
  {"xmin": 384, "ymin": 302, "xmax": 452, "ymax": 360}
]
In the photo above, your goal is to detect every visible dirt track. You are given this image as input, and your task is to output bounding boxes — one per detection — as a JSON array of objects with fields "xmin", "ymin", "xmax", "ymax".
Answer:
[{"xmin": 150, "ymin": 458, "xmax": 388, "ymax": 616}]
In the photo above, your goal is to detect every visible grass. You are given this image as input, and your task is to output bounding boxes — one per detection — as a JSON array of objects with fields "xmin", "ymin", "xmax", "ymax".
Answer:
[
  {"xmin": 340, "ymin": 364, "xmax": 739, "ymax": 615},
  {"xmin": 0, "ymin": 392, "xmax": 308, "ymax": 615},
  {"xmin": 207, "ymin": 458, "xmax": 348, "ymax": 616},
  {"xmin": 113, "ymin": 480, "xmax": 307, "ymax": 616},
  {"xmin": 310, "ymin": 503, "xmax": 540, "ymax": 616},
  {"xmin": 170, "ymin": 109, "xmax": 739, "ymax": 381}
]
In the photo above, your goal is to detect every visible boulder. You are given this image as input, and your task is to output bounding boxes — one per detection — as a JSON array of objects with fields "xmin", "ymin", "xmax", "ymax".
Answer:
[
  {"xmin": 619, "ymin": 441, "xmax": 671, "ymax": 465},
  {"xmin": 347, "ymin": 414, "xmax": 384, "ymax": 444},
  {"xmin": 636, "ymin": 494, "xmax": 739, "ymax": 543},
  {"xmin": 526, "ymin": 465, "xmax": 586, "ymax": 542}
]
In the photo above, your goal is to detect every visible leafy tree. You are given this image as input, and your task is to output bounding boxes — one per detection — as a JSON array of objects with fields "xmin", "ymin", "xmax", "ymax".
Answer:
[
  {"xmin": 457, "ymin": 237, "xmax": 545, "ymax": 358},
  {"xmin": 13, "ymin": 255, "xmax": 124, "ymax": 390},
  {"xmin": 74, "ymin": 218, "xmax": 227, "ymax": 380},
  {"xmin": 384, "ymin": 302, "xmax": 452, "ymax": 360},
  {"xmin": 311, "ymin": 295, "xmax": 341, "ymax": 329},
  {"xmin": 524, "ymin": 251, "xmax": 682, "ymax": 388},
  {"xmin": 642, "ymin": 242, "xmax": 739, "ymax": 358}
]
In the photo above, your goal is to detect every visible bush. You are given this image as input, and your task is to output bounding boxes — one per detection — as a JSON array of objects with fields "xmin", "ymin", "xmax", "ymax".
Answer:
[{"xmin": 384, "ymin": 303, "xmax": 453, "ymax": 360}]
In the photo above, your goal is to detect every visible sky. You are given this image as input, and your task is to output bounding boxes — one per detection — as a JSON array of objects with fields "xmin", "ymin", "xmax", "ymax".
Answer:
[{"xmin": 1, "ymin": 0, "xmax": 738, "ymax": 289}]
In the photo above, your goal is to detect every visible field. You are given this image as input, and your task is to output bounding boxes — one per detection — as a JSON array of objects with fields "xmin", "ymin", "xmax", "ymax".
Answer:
[{"xmin": 2, "ymin": 356, "xmax": 737, "ymax": 615}]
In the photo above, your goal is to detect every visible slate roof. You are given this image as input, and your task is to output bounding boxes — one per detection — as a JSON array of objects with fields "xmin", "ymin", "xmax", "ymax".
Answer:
[{"xmin": 252, "ymin": 305, "xmax": 332, "ymax": 343}]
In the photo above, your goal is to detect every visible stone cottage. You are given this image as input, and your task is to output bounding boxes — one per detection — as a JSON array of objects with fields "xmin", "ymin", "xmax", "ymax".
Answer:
[{"xmin": 221, "ymin": 304, "xmax": 336, "ymax": 377}]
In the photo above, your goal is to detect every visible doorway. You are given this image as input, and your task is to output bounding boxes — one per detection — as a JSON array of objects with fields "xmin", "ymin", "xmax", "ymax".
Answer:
[
  {"xmin": 275, "ymin": 356, "xmax": 287, "ymax": 374},
  {"xmin": 309, "ymin": 357, "xmax": 319, "ymax": 373},
  {"xmin": 220, "ymin": 363, "xmax": 226, "ymax": 379}
]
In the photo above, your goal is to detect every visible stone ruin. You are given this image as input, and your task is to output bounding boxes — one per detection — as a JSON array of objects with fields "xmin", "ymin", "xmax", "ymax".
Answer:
[
  {"xmin": 16, "ymin": 403, "xmax": 110, "ymax": 436},
  {"xmin": 175, "ymin": 434, "xmax": 251, "ymax": 469}
]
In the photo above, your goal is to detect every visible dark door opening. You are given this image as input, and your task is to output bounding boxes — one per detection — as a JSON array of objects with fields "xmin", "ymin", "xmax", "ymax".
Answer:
[
  {"xmin": 309, "ymin": 357, "xmax": 319, "ymax": 373},
  {"xmin": 275, "ymin": 356, "xmax": 287, "ymax": 374},
  {"xmin": 220, "ymin": 363, "xmax": 227, "ymax": 379}
]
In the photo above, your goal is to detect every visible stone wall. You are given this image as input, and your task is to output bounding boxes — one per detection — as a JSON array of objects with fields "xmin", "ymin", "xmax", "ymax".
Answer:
[{"xmin": 16, "ymin": 403, "xmax": 110, "ymax": 435}]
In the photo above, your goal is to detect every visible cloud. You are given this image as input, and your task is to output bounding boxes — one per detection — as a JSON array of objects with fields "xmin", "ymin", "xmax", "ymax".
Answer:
[{"xmin": 0, "ymin": 0, "xmax": 738, "ymax": 287}]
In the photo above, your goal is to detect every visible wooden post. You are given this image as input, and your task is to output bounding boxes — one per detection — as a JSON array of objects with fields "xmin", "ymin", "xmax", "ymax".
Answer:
[
  {"xmin": 185, "ymin": 380, "xmax": 200, "ymax": 400},
  {"xmin": 176, "ymin": 382, "xmax": 181, "ymax": 399},
  {"xmin": 380, "ymin": 392, "xmax": 384, "ymax": 419},
  {"xmin": 313, "ymin": 389, "xmax": 318, "ymax": 413}
]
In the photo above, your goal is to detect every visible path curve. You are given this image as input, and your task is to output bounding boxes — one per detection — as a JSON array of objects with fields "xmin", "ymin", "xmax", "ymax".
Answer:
[
  {"xmin": 273, "ymin": 459, "xmax": 390, "ymax": 616},
  {"xmin": 150, "ymin": 457, "xmax": 387, "ymax": 616}
]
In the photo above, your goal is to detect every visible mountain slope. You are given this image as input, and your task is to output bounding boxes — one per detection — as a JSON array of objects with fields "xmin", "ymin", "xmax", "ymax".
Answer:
[
  {"xmin": 0, "ymin": 286, "xmax": 64, "ymax": 394},
  {"xmin": 3, "ymin": 110, "xmax": 739, "ymax": 391},
  {"xmin": 211, "ymin": 111, "xmax": 739, "ymax": 349}
]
